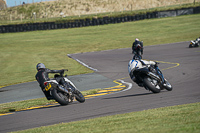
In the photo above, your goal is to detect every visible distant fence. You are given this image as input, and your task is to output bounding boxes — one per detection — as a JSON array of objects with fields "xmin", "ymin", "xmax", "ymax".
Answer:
[{"xmin": 0, "ymin": 6, "xmax": 200, "ymax": 33}]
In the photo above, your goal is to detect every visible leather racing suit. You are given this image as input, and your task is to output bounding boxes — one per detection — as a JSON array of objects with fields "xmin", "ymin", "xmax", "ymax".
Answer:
[
  {"xmin": 35, "ymin": 68, "xmax": 65, "ymax": 100},
  {"xmin": 132, "ymin": 41, "xmax": 143, "ymax": 54}
]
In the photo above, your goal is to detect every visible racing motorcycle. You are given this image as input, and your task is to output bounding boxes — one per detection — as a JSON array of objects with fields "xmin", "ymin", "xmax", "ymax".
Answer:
[
  {"xmin": 189, "ymin": 38, "xmax": 200, "ymax": 48},
  {"xmin": 132, "ymin": 43, "xmax": 143, "ymax": 58},
  {"xmin": 43, "ymin": 69, "xmax": 85, "ymax": 105},
  {"xmin": 128, "ymin": 55, "xmax": 173, "ymax": 93}
]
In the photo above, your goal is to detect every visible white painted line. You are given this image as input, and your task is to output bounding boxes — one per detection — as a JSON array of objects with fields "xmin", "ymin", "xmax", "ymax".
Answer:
[{"xmin": 67, "ymin": 54, "xmax": 98, "ymax": 72}]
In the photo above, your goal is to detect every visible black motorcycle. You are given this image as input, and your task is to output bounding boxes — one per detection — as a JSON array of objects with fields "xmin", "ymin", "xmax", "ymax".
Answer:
[
  {"xmin": 43, "ymin": 69, "xmax": 85, "ymax": 105},
  {"xmin": 132, "ymin": 43, "xmax": 143, "ymax": 58},
  {"xmin": 128, "ymin": 56, "xmax": 173, "ymax": 93}
]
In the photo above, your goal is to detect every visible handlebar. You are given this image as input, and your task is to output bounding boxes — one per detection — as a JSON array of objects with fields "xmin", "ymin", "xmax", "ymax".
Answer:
[{"xmin": 60, "ymin": 69, "xmax": 68, "ymax": 76}]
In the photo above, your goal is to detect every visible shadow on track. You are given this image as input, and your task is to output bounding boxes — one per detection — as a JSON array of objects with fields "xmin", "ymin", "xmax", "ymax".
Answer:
[{"xmin": 103, "ymin": 92, "xmax": 153, "ymax": 99}]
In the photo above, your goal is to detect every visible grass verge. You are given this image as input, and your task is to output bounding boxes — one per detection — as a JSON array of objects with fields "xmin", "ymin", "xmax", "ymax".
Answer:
[
  {"xmin": 0, "ymin": 14, "xmax": 200, "ymax": 87},
  {"xmin": 11, "ymin": 102, "xmax": 200, "ymax": 133}
]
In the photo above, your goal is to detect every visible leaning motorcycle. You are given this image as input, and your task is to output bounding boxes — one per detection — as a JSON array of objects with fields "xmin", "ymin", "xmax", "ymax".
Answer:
[
  {"xmin": 128, "ymin": 56, "xmax": 173, "ymax": 93},
  {"xmin": 189, "ymin": 38, "xmax": 200, "ymax": 48},
  {"xmin": 43, "ymin": 69, "xmax": 85, "ymax": 105}
]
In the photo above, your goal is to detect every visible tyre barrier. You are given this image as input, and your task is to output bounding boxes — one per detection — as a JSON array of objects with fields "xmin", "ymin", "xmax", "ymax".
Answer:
[{"xmin": 0, "ymin": 6, "xmax": 199, "ymax": 33}]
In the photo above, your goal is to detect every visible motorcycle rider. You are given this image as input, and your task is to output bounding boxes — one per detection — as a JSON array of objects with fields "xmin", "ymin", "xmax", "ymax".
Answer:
[
  {"xmin": 35, "ymin": 63, "xmax": 67, "ymax": 100},
  {"xmin": 129, "ymin": 55, "xmax": 157, "ymax": 86},
  {"xmin": 132, "ymin": 38, "xmax": 143, "ymax": 54}
]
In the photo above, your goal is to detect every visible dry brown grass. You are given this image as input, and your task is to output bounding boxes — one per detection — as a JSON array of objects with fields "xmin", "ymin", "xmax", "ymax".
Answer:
[
  {"xmin": 0, "ymin": 0, "xmax": 198, "ymax": 21},
  {"xmin": 36, "ymin": 0, "xmax": 196, "ymax": 17}
]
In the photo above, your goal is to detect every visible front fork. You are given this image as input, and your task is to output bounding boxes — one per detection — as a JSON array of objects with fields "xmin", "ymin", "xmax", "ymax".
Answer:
[{"xmin": 155, "ymin": 66, "xmax": 165, "ymax": 84}]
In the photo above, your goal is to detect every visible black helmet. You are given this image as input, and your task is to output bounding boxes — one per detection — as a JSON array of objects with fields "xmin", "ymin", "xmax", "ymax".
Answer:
[{"xmin": 36, "ymin": 63, "xmax": 45, "ymax": 71}]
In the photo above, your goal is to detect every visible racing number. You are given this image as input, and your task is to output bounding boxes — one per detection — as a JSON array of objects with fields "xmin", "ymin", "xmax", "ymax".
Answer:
[{"xmin": 45, "ymin": 83, "xmax": 52, "ymax": 91}]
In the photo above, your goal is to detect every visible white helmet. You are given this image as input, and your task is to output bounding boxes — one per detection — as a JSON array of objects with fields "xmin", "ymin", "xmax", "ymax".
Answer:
[
  {"xmin": 135, "ymin": 38, "xmax": 139, "ymax": 41},
  {"xmin": 36, "ymin": 63, "xmax": 45, "ymax": 71}
]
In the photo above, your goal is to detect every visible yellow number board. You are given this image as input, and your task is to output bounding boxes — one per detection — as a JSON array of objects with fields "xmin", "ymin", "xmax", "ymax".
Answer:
[{"xmin": 45, "ymin": 83, "xmax": 52, "ymax": 91}]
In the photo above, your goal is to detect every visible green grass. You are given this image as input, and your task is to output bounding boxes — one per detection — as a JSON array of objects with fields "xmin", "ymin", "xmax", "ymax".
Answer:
[
  {"xmin": 0, "ymin": 14, "xmax": 200, "ymax": 87},
  {"xmin": 11, "ymin": 102, "xmax": 200, "ymax": 133}
]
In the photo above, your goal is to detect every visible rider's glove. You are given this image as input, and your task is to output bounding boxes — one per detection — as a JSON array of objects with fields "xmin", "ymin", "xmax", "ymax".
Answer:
[
  {"xmin": 60, "ymin": 69, "xmax": 65, "ymax": 74},
  {"xmin": 154, "ymin": 62, "xmax": 158, "ymax": 67}
]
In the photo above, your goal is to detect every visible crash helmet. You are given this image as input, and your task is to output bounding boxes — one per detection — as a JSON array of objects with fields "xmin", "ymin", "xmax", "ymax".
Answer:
[
  {"xmin": 135, "ymin": 38, "xmax": 139, "ymax": 42},
  {"xmin": 36, "ymin": 63, "xmax": 45, "ymax": 71}
]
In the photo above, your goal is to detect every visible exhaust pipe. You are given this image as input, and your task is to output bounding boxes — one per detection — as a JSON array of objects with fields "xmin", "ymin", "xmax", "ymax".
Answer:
[
  {"xmin": 57, "ymin": 85, "xmax": 69, "ymax": 93},
  {"xmin": 147, "ymin": 72, "xmax": 161, "ymax": 81}
]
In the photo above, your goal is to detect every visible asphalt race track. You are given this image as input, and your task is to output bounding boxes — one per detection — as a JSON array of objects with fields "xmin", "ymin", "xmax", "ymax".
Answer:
[{"xmin": 1, "ymin": 42, "xmax": 200, "ymax": 132}]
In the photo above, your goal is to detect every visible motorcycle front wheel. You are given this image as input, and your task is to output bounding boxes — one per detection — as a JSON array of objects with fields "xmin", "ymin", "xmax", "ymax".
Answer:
[
  {"xmin": 143, "ymin": 77, "xmax": 160, "ymax": 93},
  {"xmin": 74, "ymin": 90, "xmax": 85, "ymax": 103},
  {"xmin": 164, "ymin": 79, "xmax": 173, "ymax": 91},
  {"xmin": 51, "ymin": 88, "xmax": 69, "ymax": 105},
  {"xmin": 68, "ymin": 83, "xmax": 85, "ymax": 103}
]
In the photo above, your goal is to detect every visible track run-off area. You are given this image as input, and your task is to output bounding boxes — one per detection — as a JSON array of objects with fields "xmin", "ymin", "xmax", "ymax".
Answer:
[{"xmin": 0, "ymin": 41, "xmax": 200, "ymax": 132}]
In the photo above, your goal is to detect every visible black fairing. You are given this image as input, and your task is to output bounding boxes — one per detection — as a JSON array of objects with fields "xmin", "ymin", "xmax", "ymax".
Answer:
[{"xmin": 133, "ymin": 67, "xmax": 149, "ymax": 82}]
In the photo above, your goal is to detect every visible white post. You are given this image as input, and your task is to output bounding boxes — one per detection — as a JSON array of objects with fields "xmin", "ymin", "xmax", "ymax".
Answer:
[{"xmin": 33, "ymin": 12, "xmax": 36, "ymax": 20}]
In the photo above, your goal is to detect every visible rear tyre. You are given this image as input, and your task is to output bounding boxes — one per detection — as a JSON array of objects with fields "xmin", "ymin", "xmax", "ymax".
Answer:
[
  {"xmin": 51, "ymin": 88, "xmax": 69, "ymax": 105},
  {"xmin": 143, "ymin": 77, "xmax": 160, "ymax": 93}
]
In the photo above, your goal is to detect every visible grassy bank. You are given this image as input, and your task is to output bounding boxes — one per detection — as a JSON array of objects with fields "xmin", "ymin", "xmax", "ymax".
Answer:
[
  {"xmin": 11, "ymin": 102, "xmax": 200, "ymax": 133},
  {"xmin": 0, "ymin": 14, "xmax": 200, "ymax": 87},
  {"xmin": 1, "ymin": 0, "xmax": 199, "ymax": 25}
]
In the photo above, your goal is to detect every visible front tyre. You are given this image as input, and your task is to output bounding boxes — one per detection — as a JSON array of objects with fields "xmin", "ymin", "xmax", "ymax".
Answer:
[
  {"xmin": 74, "ymin": 90, "xmax": 85, "ymax": 103},
  {"xmin": 164, "ymin": 79, "xmax": 173, "ymax": 91},
  {"xmin": 51, "ymin": 88, "xmax": 69, "ymax": 105},
  {"xmin": 143, "ymin": 77, "xmax": 160, "ymax": 93}
]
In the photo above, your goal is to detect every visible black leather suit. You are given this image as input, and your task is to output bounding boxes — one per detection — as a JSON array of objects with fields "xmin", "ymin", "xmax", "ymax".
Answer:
[
  {"xmin": 132, "ymin": 41, "xmax": 143, "ymax": 54},
  {"xmin": 35, "ymin": 68, "xmax": 65, "ymax": 100}
]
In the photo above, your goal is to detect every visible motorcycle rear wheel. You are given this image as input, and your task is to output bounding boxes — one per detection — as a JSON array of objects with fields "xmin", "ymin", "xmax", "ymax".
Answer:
[
  {"xmin": 51, "ymin": 88, "xmax": 69, "ymax": 105},
  {"xmin": 143, "ymin": 77, "xmax": 160, "ymax": 93}
]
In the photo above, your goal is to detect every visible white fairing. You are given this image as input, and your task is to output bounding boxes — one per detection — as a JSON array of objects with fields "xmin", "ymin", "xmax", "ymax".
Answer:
[
  {"xmin": 46, "ymin": 77, "xmax": 77, "ymax": 89},
  {"xmin": 45, "ymin": 79, "xmax": 58, "ymax": 84},
  {"xmin": 128, "ymin": 59, "xmax": 143, "ymax": 74},
  {"xmin": 64, "ymin": 77, "xmax": 77, "ymax": 89},
  {"xmin": 191, "ymin": 40, "xmax": 195, "ymax": 44},
  {"xmin": 128, "ymin": 59, "xmax": 156, "ymax": 74}
]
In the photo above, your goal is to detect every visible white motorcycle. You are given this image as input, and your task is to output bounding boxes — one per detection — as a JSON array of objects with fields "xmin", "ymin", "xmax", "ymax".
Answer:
[
  {"xmin": 43, "ymin": 69, "xmax": 85, "ymax": 105},
  {"xmin": 128, "ymin": 55, "xmax": 173, "ymax": 93},
  {"xmin": 189, "ymin": 38, "xmax": 200, "ymax": 48}
]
